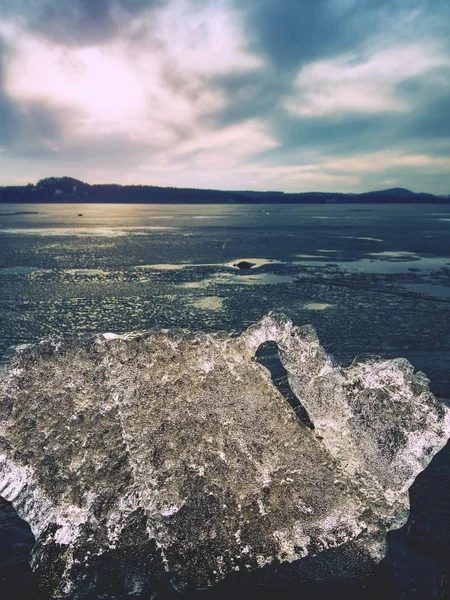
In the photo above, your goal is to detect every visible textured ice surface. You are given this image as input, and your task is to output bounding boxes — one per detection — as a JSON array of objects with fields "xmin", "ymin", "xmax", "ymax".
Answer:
[{"xmin": 0, "ymin": 313, "xmax": 449, "ymax": 598}]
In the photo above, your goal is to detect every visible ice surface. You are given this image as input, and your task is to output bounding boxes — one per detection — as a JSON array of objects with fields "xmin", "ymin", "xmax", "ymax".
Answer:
[{"xmin": 0, "ymin": 313, "xmax": 449, "ymax": 598}]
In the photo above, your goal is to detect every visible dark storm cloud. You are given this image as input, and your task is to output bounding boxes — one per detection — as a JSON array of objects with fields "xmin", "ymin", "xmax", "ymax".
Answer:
[
  {"xmin": 241, "ymin": 0, "xmax": 450, "ymax": 71},
  {"xmin": 241, "ymin": 0, "xmax": 377, "ymax": 72},
  {"xmin": 0, "ymin": 85, "xmax": 18, "ymax": 145},
  {"xmin": 1, "ymin": 0, "xmax": 164, "ymax": 46},
  {"xmin": 206, "ymin": 69, "xmax": 290, "ymax": 128},
  {"xmin": 0, "ymin": 40, "xmax": 19, "ymax": 144},
  {"xmin": 204, "ymin": 0, "xmax": 450, "ymax": 191},
  {"xmin": 0, "ymin": 40, "xmax": 67, "ymax": 152},
  {"xmin": 395, "ymin": 73, "xmax": 450, "ymax": 144},
  {"xmin": 253, "ymin": 113, "xmax": 397, "ymax": 166},
  {"xmin": 255, "ymin": 94, "xmax": 450, "ymax": 168},
  {"xmin": 210, "ymin": 0, "xmax": 450, "ymax": 126}
]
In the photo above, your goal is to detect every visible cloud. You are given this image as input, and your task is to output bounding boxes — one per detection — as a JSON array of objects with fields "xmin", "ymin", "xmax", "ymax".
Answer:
[
  {"xmin": 1, "ymin": 0, "xmax": 164, "ymax": 47},
  {"xmin": 240, "ymin": 0, "xmax": 373, "ymax": 71},
  {"xmin": 285, "ymin": 43, "xmax": 450, "ymax": 117},
  {"xmin": 0, "ymin": 1, "xmax": 262, "ymax": 149},
  {"xmin": 240, "ymin": 0, "xmax": 450, "ymax": 72},
  {"xmin": 0, "ymin": 37, "xmax": 72, "ymax": 155},
  {"xmin": 321, "ymin": 151, "xmax": 450, "ymax": 175},
  {"xmin": 0, "ymin": 0, "xmax": 449, "ymax": 192}
]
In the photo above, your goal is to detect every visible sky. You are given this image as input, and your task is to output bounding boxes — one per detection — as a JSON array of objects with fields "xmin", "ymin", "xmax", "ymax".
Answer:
[{"xmin": 0, "ymin": 0, "xmax": 449, "ymax": 193}]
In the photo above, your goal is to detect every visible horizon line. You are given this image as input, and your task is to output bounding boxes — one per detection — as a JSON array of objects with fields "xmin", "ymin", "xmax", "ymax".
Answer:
[{"xmin": 0, "ymin": 176, "xmax": 448, "ymax": 197}]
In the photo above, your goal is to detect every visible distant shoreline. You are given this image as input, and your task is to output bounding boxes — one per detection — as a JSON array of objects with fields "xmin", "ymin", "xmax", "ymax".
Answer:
[
  {"xmin": 1, "ymin": 176, "xmax": 449, "ymax": 204},
  {"xmin": 2, "ymin": 200, "xmax": 450, "ymax": 205}
]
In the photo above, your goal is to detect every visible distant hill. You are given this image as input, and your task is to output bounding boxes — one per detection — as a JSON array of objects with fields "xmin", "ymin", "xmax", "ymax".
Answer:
[
  {"xmin": 0, "ymin": 177, "xmax": 447, "ymax": 204},
  {"xmin": 361, "ymin": 187, "xmax": 416, "ymax": 197}
]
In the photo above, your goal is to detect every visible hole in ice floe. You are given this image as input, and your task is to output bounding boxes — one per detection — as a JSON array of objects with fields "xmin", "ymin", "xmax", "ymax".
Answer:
[
  {"xmin": 255, "ymin": 342, "xmax": 314, "ymax": 430},
  {"xmin": 0, "ymin": 496, "xmax": 35, "ymax": 596}
]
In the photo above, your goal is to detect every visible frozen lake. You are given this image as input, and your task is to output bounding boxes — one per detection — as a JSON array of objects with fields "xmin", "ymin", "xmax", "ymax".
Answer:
[{"xmin": 1, "ymin": 202, "xmax": 450, "ymax": 599}]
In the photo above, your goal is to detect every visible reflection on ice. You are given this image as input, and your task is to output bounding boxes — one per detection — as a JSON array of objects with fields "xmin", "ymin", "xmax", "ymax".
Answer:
[
  {"xmin": 343, "ymin": 236, "xmax": 383, "ymax": 242},
  {"xmin": 179, "ymin": 280, "xmax": 214, "ymax": 289},
  {"xmin": 0, "ymin": 267, "xmax": 40, "ymax": 275},
  {"xmin": 192, "ymin": 296, "xmax": 224, "ymax": 310},
  {"xmin": 65, "ymin": 269, "xmax": 108, "ymax": 275},
  {"xmin": 296, "ymin": 254, "xmax": 324, "ymax": 259},
  {"xmin": 213, "ymin": 272, "xmax": 294, "ymax": 285},
  {"xmin": 0, "ymin": 227, "xmax": 176, "ymax": 237},
  {"xmin": 369, "ymin": 251, "xmax": 416, "ymax": 258},
  {"xmin": 303, "ymin": 303, "xmax": 334, "ymax": 311},
  {"xmin": 296, "ymin": 252, "xmax": 450, "ymax": 274},
  {"xmin": 135, "ymin": 264, "xmax": 191, "ymax": 270},
  {"xmin": 406, "ymin": 283, "xmax": 450, "ymax": 299},
  {"xmin": 135, "ymin": 258, "xmax": 282, "ymax": 271}
]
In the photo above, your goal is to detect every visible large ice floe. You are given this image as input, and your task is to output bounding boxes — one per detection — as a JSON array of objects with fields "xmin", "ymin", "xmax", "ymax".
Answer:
[{"xmin": 0, "ymin": 313, "xmax": 449, "ymax": 598}]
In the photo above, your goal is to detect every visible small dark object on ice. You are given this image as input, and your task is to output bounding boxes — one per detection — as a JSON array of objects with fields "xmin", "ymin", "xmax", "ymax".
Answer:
[{"xmin": 234, "ymin": 260, "xmax": 256, "ymax": 269}]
